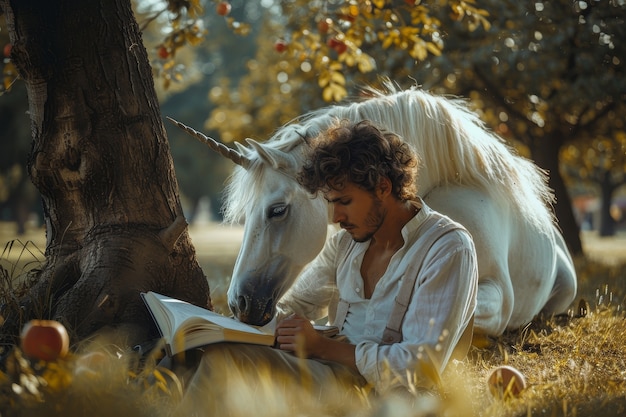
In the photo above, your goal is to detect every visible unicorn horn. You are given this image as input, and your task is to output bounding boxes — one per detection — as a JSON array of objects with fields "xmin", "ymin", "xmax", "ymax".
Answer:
[{"xmin": 166, "ymin": 117, "xmax": 250, "ymax": 168}]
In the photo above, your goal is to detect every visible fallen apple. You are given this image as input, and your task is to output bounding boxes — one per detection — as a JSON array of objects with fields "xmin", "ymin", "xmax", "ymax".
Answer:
[{"xmin": 20, "ymin": 319, "xmax": 70, "ymax": 362}]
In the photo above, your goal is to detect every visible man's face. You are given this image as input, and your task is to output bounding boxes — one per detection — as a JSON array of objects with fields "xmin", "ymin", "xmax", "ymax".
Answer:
[{"xmin": 324, "ymin": 182, "xmax": 385, "ymax": 242}]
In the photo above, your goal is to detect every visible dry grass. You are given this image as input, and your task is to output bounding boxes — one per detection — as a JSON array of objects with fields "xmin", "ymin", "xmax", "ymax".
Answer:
[{"xmin": 1, "ymin": 222, "xmax": 625, "ymax": 417}]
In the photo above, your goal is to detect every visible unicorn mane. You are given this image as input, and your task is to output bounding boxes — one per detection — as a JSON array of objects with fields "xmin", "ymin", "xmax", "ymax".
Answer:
[{"xmin": 223, "ymin": 85, "xmax": 556, "ymax": 231}]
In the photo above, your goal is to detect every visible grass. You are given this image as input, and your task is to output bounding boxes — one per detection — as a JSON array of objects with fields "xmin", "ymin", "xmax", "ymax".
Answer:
[{"xmin": 0, "ymin": 222, "xmax": 625, "ymax": 417}]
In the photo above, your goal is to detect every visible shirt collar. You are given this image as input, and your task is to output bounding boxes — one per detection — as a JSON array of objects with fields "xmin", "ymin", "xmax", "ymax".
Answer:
[{"xmin": 401, "ymin": 197, "xmax": 432, "ymax": 241}]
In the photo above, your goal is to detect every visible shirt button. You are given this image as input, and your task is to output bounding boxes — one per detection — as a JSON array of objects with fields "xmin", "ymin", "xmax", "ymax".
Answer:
[{"xmin": 356, "ymin": 287, "xmax": 360, "ymax": 293}]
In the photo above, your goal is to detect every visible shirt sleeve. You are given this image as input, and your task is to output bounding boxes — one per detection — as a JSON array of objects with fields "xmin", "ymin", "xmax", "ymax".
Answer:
[
  {"xmin": 354, "ymin": 230, "xmax": 478, "ymax": 392},
  {"xmin": 276, "ymin": 231, "xmax": 342, "ymax": 322}
]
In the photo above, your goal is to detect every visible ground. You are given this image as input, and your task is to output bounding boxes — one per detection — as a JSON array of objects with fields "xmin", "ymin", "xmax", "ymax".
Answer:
[{"xmin": 1, "ymin": 221, "xmax": 625, "ymax": 417}]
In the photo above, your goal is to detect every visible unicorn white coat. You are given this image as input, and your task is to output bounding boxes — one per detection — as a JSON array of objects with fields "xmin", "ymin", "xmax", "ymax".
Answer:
[{"xmin": 170, "ymin": 85, "xmax": 577, "ymax": 336}]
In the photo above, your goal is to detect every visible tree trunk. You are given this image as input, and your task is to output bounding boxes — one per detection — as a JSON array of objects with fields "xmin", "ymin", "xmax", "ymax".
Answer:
[
  {"xmin": 598, "ymin": 170, "xmax": 616, "ymax": 237},
  {"xmin": 531, "ymin": 133, "xmax": 584, "ymax": 256},
  {"xmin": 0, "ymin": 0, "xmax": 211, "ymax": 348}
]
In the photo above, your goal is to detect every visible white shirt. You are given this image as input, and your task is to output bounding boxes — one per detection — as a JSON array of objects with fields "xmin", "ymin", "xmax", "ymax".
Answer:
[{"xmin": 278, "ymin": 199, "xmax": 478, "ymax": 392}]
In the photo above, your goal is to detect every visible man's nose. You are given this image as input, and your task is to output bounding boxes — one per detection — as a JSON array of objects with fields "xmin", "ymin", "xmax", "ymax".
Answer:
[{"xmin": 332, "ymin": 206, "xmax": 345, "ymax": 224}]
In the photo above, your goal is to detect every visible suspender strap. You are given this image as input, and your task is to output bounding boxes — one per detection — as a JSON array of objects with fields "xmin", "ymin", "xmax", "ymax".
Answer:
[
  {"xmin": 330, "ymin": 232, "xmax": 353, "ymax": 330},
  {"xmin": 381, "ymin": 214, "xmax": 461, "ymax": 344}
]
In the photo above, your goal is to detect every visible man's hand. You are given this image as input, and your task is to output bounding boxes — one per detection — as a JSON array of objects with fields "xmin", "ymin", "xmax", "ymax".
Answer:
[
  {"xmin": 275, "ymin": 314, "xmax": 358, "ymax": 372},
  {"xmin": 275, "ymin": 314, "xmax": 323, "ymax": 358}
]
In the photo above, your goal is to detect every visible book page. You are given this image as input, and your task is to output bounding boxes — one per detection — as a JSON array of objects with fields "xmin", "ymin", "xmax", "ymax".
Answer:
[{"xmin": 150, "ymin": 292, "xmax": 269, "ymax": 336}]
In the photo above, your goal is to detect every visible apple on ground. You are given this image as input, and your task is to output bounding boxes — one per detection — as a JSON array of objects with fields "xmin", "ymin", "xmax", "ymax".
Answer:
[{"xmin": 20, "ymin": 319, "xmax": 70, "ymax": 362}]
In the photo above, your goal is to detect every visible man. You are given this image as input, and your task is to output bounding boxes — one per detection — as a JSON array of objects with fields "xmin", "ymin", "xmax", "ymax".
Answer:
[
  {"xmin": 273, "ymin": 119, "xmax": 478, "ymax": 393},
  {"xmin": 174, "ymin": 120, "xmax": 477, "ymax": 413}
]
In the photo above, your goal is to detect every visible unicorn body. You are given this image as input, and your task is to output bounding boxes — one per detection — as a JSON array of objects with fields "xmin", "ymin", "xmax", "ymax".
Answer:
[{"xmin": 172, "ymin": 86, "xmax": 577, "ymax": 336}]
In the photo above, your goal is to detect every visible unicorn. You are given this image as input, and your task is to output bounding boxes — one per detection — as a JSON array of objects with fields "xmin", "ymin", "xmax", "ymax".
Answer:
[{"xmin": 168, "ymin": 84, "xmax": 577, "ymax": 336}]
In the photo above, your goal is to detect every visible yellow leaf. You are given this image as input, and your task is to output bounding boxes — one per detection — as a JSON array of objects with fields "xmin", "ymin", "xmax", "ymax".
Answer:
[
  {"xmin": 318, "ymin": 72, "xmax": 330, "ymax": 88},
  {"xmin": 331, "ymin": 84, "xmax": 347, "ymax": 102},
  {"xmin": 372, "ymin": 0, "xmax": 386, "ymax": 8},
  {"xmin": 322, "ymin": 85, "xmax": 334, "ymax": 102},
  {"xmin": 381, "ymin": 34, "xmax": 394, "ymax": 49},
  {"xmin": 410, "ymin": 42, "xmax": 427, "ymax": 60},
  {"xmin": 186, "ymin": 32, "xmax": 204, "ymax": 46},
  {"xmin": 426, "ymin": 42, "xmax": 442, "ymax": 56},
  {"xmin": 329, "ymin": 62, "xmax": 343, "ymax": 71},
  {"xmin": 331, "ymin": 71, "xmax": 346, "ymax": 85},
  {"xmin": 357, "ymin": 54, "xmax": 376, "ymax": 73},
  {"xmin": 480, "ymin": 17, "xmax": 492, "ymax": 31}
]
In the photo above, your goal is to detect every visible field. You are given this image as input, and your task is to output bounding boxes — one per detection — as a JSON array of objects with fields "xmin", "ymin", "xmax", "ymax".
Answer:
[{"xmin": 0, "ymin": 221, "xmax": 625, "ymax": 417}]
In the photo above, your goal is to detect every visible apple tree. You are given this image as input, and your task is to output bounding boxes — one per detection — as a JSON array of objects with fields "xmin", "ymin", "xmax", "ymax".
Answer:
[{"xmin": 0, "ymin": 0, "xmax": 212, "ymax": 353}]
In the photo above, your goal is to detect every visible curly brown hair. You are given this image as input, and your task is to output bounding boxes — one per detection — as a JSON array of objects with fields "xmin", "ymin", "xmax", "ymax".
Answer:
[{"xmin": 297, "ymin": 119, "xmax": 418, "ymax": 201}]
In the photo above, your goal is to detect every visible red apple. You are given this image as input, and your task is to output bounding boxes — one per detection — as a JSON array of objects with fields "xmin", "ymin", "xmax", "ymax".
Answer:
[
  {"xmin": 157, "ymin": 46, "xmax": 169, "ymax": 59},
  {"xmin": 20, "ymin": 319, "xmax": 70, "ymax": 362},
  {"xmin": 274, "ymin": 39, "xmax": 288, "ymax": 53},
  {"xmin": 334, "ymin": 40, "xmax": 347, "ymax": 54},
  {"xmin": 317, "ymin": 18, "xmax": 331, "ymax": 34},
  {"xmin": 327, "ymin": 37, "xmax": 347, "ymax": 54},
  {"xmin": 216, "ymin": 1, "xmax": 231, "ymax": 16}
]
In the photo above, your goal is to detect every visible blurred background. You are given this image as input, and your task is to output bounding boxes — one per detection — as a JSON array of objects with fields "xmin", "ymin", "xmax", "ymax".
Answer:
[{"xmin": 1, "ymin": 0, "xmax": 625, "ymax": 274}]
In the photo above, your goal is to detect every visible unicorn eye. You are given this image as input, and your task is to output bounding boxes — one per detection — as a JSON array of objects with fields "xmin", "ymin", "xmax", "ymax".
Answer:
[{"xmin": 268, "ymin": 204, "xmax": 289, "ymax": 219}]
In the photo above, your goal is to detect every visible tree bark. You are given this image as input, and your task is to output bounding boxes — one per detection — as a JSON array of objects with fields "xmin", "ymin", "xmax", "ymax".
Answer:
[
  {"xmin": 0, "ymin": 0, "xmax": 211, "ymax": 348},
  {"xmin": 531, "ymin": 132, "xmax": 583, "ymax": 256}
]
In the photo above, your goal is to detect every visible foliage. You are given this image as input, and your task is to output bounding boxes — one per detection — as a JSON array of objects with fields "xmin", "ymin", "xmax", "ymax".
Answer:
[
  {"xmin": 135, "ymin": 0, "xmax": 252, "ymax": 94},
  {"xmin": 140, "ymin": 0, "xmax": 488, "ymax": 102},
  {"xmin": 268, "ymin": 0, "xmax": 489, "ymax": 103},
  {"xmin": 200, "ymin": 0, "xmax": 490, "ymax": 143},
  {"xmin": 202, "ymin": 0, "xmax": 624, "ymax": 174},
  {"xmin": 560, "ymin": 132, "xmax": 626, "ymax": 192},
  {"xmin": 359, "ymin": 0, "xmax": 626, "ymax": 147}
]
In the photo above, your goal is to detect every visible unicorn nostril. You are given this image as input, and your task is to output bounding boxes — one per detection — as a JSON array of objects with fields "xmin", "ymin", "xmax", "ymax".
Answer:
[{"xmin": 237, "ymin": 295, "xmax": 249, "ymax": 316}]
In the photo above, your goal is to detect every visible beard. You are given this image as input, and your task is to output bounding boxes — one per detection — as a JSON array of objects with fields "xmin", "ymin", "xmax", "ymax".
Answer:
[{"xmin": 352, "ymin": 196, "xmax": 385, "ymax": 243}]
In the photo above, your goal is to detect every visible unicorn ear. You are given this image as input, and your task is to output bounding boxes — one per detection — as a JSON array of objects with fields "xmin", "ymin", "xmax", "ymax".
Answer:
[
  {"xmin": 245, "ymin": 138, "xmax": 298, "ymax": 173},
  {"xmin": 234, "ymin": 141, "xmax": 252, "ymax": 157}
]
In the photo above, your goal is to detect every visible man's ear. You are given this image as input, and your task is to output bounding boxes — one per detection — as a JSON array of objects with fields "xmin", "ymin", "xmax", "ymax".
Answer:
[{"xmin": 377, "ymin": 177, "xmax": 392, "ymax": 197}]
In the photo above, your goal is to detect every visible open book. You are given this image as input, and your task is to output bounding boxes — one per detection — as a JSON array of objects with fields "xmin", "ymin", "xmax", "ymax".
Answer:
[{"xmin": 141, "ymin": 291, "xmax": 275, "ymax": 356}]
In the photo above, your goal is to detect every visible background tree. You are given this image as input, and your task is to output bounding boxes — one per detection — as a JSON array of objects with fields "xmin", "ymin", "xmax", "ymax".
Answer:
[
  {"xmin": 0, "ymin": 81, "xmax": 40, "ymax": 235},
  {"xmin": 0, "ymin": 23, "xmax": 40, "ymax": 234},
  {"xmin": 561, "ymin": 131, "xmax": 626, "ymax": 236},
  {"xmin": 414, "ymin": 0, "xmax": 626, "ymax": 252}
]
